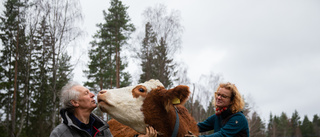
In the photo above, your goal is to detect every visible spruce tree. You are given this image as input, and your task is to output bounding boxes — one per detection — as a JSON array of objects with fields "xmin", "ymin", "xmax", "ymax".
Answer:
[
  {"xmin": 138, "ymin": 24, "xmax": 175, "ymax": 88},
  {"xmin": 0, "ymin": 0, "xmax": 78, "ymax": 136},
  {"xmin": 23, "ymin": 15, "xmax": 52, "ymax": 137},
  {"xmin": 291, "ymin": 110, "xmax": 302, "ymax": 137},
  {"xmin": 312, "ymin": 114, "xmax": 320, "ymax": 137},
  {"xmin": 278, "ymin": 112, "xmax": 291, "ymax": 137},
  {"xmin": 153, "ymin": 37, "xmax": 174, "ymax": 87},
  {"xmin": 249, "ymin": 112, "xmax": 266, "ymax": 137},
  {"xmin": 138, "ymin": 4, "xmax": 183, "ymax": 88},
  {"xmin": 267, "ymin": 114, "xmax": 279, "ymax": 137},
  {"xmin": 138, "ymin": 22, "xmax": 157, "ymax": 83},
  {"xmin": 301, "ymin": 115, "xmax": 314, "ymax": 137}
]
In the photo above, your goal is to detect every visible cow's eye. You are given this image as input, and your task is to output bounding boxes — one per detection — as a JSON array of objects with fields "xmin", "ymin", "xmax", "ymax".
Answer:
[{"xmin": 139, "ymin": 88, "xmax": 145, "ymax": 92}]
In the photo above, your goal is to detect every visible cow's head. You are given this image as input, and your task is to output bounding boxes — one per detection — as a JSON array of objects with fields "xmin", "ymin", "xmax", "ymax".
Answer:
[{"xmin": 97, "ymin": 79, "xmax": 191, "ymax": 134}]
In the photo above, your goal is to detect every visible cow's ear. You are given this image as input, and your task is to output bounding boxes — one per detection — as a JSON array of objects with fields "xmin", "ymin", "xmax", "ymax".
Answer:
[
  {"xmin": 169, "ymin": 85, "xmax": 190, "ymax": 105},
  {"xmin": 164, "ymin": 85, "xmax": 190, "ymax": 112}
]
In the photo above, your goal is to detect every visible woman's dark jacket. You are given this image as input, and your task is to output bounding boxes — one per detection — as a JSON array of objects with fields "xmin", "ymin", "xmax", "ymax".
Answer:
[{"xmin": 198, "ymin": 109, "xmax": 249, "ymax": 137}]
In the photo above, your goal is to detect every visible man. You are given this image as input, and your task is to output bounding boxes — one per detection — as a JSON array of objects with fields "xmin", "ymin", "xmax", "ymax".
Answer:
[
  {"xmin": 50, "ymin": 82, "xmax": 157, "ymax": 137},
  {"xmin": 50, "ymin": 81, "xmax": 113, "ymax": 137}
]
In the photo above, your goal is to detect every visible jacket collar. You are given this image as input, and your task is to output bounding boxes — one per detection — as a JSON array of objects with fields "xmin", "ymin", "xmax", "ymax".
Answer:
[
  {"xmin": 60, "ymin": 109, "xmax": 109, "ymax": 131},
  {"xmin": 220, "ymin": 108, "xmax": 233, "ymax": 120}
]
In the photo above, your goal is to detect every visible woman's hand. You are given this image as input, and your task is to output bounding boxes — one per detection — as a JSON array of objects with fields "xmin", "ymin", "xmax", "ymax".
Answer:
[
  {"xmin": 138, "ymin": 126, "xmax": 157, "ymax": 137},
  {"xmin": 184, "ymin": 135, "xmax": 197, "ymax": 137},
  {"xmin": 184, "ymin": 131, "xmax": 197, "ymax": 137}
]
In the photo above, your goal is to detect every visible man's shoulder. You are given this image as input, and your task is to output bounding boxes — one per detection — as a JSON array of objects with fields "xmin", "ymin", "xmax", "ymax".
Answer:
[{"xmin": 50, "ymin": 123, "xmax": 70, "ymax": 137}]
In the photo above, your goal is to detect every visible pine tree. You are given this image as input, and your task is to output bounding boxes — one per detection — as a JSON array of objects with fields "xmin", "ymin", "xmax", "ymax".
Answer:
[
  {"xmin": 107, "ymin": 0, "xmax": 135, "ymax": 88},
  {"xmin": 0, "ymin": 0, "xmax": 28, "ymax": 136},
  {"xmin": 85, "ymin": 0, "xmax": 134, "ymax": 90},
  {"xmin": 84, "ymin": 27, "xmax": 115, "ymax": 91}
]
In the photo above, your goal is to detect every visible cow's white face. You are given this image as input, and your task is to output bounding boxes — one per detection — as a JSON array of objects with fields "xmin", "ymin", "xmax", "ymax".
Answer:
[{"xmin": 97, "ymin": 79, "xmax": 164, "ymax": 133}]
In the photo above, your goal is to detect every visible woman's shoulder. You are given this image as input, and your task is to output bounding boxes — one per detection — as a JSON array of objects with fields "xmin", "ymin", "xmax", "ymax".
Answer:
[
  {"xmin": 229, "ymin": 111, "xmax": 248, "ymax": 123},
  {"xmin": 233, "ymin": 111, "xmax": 246, "ymax": 116}
]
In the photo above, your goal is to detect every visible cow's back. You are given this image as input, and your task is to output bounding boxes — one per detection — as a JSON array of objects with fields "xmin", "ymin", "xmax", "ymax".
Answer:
[
  {"xmin": 176, "ymin": 106, "xmax": 199, "ymax": 136},
  {"xmin": 108, "ymin": 119, "xmax": 138, "ymax": 137},
  {"xmin": 143, "ymin": 105, "xmax": 199, "ymax": 137}
]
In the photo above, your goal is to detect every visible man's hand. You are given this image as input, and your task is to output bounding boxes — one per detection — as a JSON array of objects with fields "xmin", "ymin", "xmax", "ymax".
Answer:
[{"xmin": 138, "ymin": 126, "xmax": 157, "ymax": 137}]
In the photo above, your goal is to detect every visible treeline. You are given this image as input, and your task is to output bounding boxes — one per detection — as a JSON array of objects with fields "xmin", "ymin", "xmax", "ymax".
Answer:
[
  {"xmin": 179, "ymin": 75, "xmax": 320, "ymax": 137},
  {"xmin": 0, "ymin": 0, "xmax": 319, "ymax": 137},
  {"xmin": 0, "ymin": 0, "xmax": 82, "ymax": 137},
  {"xmin": 0, "ymin": 0, "xmax": 183, "ymax": 136},
  {"xmin": 184, "ymin": 95, "xmax": 320, "ymax": 137}
]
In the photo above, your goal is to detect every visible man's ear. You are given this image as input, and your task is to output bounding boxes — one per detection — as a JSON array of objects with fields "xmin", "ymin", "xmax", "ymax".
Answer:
[{"xmin": 70, "ymin": 100, "xmax": 79, "ymax": 107}]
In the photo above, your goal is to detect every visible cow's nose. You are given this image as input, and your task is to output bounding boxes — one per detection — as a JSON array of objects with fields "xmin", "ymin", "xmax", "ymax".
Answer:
[{"xmin": 99, "ymin": 90, "xmax": 107, "ymax": 94}]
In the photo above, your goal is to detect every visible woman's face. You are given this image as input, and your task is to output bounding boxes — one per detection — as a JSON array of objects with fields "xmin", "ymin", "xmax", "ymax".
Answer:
[{"xmin": 215, "ymin": 87, "xmax": 232, "ymax": 108}]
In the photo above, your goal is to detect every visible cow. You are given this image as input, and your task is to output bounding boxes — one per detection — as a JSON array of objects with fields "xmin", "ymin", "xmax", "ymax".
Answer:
[{"xmin": 97, "ymin": 79, "xmax": 199, "ymax": 137}]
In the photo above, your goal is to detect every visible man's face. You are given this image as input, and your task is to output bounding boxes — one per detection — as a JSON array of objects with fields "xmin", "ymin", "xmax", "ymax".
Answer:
[{"xmin": 72, "ymin": 85, "xmax": 96, "ymax": 111}]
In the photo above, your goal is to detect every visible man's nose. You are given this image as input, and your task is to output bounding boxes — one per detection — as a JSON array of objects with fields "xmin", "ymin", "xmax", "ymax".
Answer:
[{"xmin": 90, "ymin": 92, "xmax": 95, "ymax": 97}]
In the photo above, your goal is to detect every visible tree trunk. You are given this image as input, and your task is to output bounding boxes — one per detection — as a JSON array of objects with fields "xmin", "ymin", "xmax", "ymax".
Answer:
[
  {"xmin": 11, "ymin": 8, "xmax": 20, "ymax": 136},
  {"xmin": 190, "ymin": 84, "xmax": 195, "ymax": 116},
  {"xmin": 99, "ymin": 47, "xmax": 103, "ymax": 90},
  {"xmin": 51, "ymin": 41, "xmax": 57, "ymax": 131},
  {"xmin": 116, "ymin": 19, "xmax": 120, "ymax": 88},
  {"xmin": 116, "ymin": 32, "xmax": 120, "ymax": 88},
  {"xmin": 116, "ymin": 47, "xmax": 120, "ymax": 88},
  {"xmin": 12, "ymin": 41, "xmax": 18, "ymax": 137},
  {"xmin": 17, "ymin": 48, "xmax": 32, "ymax": 137}
]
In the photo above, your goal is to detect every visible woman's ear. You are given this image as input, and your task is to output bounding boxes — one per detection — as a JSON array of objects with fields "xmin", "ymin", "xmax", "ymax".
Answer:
[{"xmin": 70, "ymin": 100, "xmax": 79, "ymax": 107}]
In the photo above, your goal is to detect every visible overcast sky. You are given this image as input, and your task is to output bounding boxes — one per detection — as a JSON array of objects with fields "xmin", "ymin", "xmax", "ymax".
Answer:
[{"xmin": 75, "ymin": 0, "xmax": 320, "ymax": 122}]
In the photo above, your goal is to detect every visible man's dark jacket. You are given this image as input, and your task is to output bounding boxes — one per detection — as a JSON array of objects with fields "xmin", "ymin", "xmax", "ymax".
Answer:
[{"xmin": 50, "ymin": 109, "xmax": 113, "ymax": 137}]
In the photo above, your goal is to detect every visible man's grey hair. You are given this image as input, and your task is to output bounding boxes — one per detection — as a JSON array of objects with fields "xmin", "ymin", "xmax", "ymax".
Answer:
[{"xmin": 60, "ymin": 81, "xmax": 81, "ymax": 113}]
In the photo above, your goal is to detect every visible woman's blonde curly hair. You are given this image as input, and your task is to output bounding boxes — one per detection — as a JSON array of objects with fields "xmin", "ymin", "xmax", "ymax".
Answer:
[{"xmin": 213, "ymin": 82, "xmax": 245, "ymax": 113}]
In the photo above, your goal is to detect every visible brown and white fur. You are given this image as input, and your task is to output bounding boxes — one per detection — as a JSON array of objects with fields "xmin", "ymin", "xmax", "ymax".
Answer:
[{"xmin": 97, "ymin": 79, "xmax": 199, "ymax": 137}]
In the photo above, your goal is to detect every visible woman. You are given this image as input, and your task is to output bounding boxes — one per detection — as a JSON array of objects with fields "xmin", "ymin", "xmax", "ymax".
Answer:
[{"xmin": 186, "ymin": 82, "xmax": 249, "ymax": 137}]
